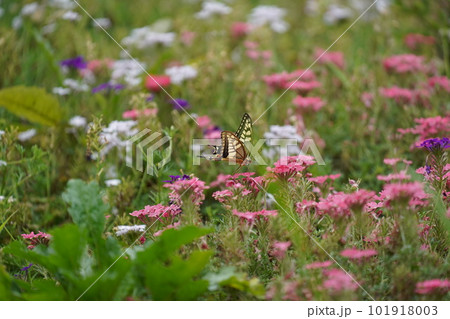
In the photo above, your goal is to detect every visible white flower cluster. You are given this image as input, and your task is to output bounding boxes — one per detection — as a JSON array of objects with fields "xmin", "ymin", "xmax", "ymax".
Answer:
[
  {"xmin": 323, "ymin": 4, "xmax": 353, "ymax": 25},
  {"xmin": 111, "ymin": 59, "xmax": 146, "ymax": 87},
  {"xmin": 98, "ymin": 120, "xmax": 138, "ymax": 157},
  {"xmin": 263, "ymin": 125, "xmax": 304, "ymax": 160},
  {"xmin": 122, "ymin": 26, "xmax": 175, "ymax": 49},
  {"xmin": 164, "ymin": 65, "xmax": 198, "ymax": 85},
  {"xmin": 247, "ymin": 5, "xmax": 289, "ymax": 33},
  {"xmin": 49, "ymin": 0, "xmax": 76, "ymax": 10},
  {"xmin": 69, "ymin": 115, "xmax": 87, "ymax": 128},
  {"xmin": 61, "ymin": 10, "xmax": 81, "ymax": 21},
  {"xmin": 0, "ymin": 195, "xmax": 16, "ymax": 203},
  {"xmin": 115, "ymin": 225, "xmax": 146, "ymax": 236},
  {"xmin": 93, "ymin": 17, "xmax": 111, "ymax": 29},
  {"xmin": 18, "ymin": 129, "xmax": 37, "ymax": 142},
  {"xmin": 195, "ymin": 1, "xmax": 232, "ymax": 19},
  {"xmin": 62, "ymin": 78, "xmax": 89, "ymax": 92}
]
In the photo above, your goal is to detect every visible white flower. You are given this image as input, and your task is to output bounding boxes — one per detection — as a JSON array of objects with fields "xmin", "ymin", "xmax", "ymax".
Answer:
[
  {"xmin": 0, "ymin": 8, "xmax": 4, "ymax": 18},
  {"xmin": 21, "ymin": 2, "xmax": 39, "ymax": 16},
  {"xmin": 69, "ymin": 116, "xmax": 87, "ymax": 128},
  {"xmin": 52, "ymin": 87, "xmax": 71, "ymax": 95},
  {"xmin": 63, "ymin": 79, "xmax": 89, "ymax": 92},
  {"xmin": 0, "ymin": 195, "xmax": 16, "ymax": 203},
  {"xmin": 323, "ymin": 4, "xmax": 353, "ymax": 25},
  {"xmin": 12, "ymin": 16, "xmax": 23, "ymax": 30},
  {"xmin": 105, "ymin": 179, "xmax": 121, "ymax": 187},
  {"xmin": 165, "ymin": 65, "xmax": 198, "ymax": 85},
  {"xmin": 18, "ymin": 129, "xmax": 37, "ymax": 142},
  {"xmin": 111, "ymin": 59, "xmax": 145, "ymax": 87},
  {"xmin": 115, "ymin": 225, "xmax": 146, "ymax": 236},
  {"xmin": 42, "ymin": 23, "xmax": 57, "ymax": 35},
  {"xmin": 349, "ymin": 0, "xmax": 391, "ymax": 15},
  {"xmin": 93, "ymin": 17, "xmax": 111, "ymax": 29},
  {"xmin": 49, "ymin": 0, "xmax": 76, "ymax": 10},
  {"xmin": 195, "ymin": 1, "xmax": 232, "ymax": 19},
  {"xmin": 0, "ymin": 160, "xmax": 7, "ymax": 167},
  {"xmin": 62, "ymin": 10, "xmax": 81, "ymax": 21},
  {"xmin": 0, "ymin": 130, "xmax": 5, "ymax": 137},
  {"xmin": 248, "ymin": 5, "xmax": 289, "ymax": 33},
  {"xmin": 99, "ymin": 120, "xmax": 138, "ymax": 156},
  {"xmin": 122, "ymin": 26, "xmax": 175, "ymax": 49},
  {"xmin": 263, "ymin": 125, "xmax": 304, "ymax": 160}
]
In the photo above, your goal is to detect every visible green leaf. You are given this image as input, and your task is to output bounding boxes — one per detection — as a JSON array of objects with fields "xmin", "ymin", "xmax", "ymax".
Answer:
[
  {"xmin": 135, "ymin": 226, "xmax": 213, "ymax": 300},
  {"xmin": 0, "ymin": 86, "xmax": 62, "ymax": 126},
  {"xmin": 62, "ymin": 179, "xmax": 109, "ymax": 242}
]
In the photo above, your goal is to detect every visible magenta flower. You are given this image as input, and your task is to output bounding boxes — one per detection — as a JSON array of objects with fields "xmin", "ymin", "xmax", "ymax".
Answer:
[
  {"xmin": 322, "ymin": 269, "xmax": 358, "ymax": 292},
  {"xmin": 383, "ymin": 54, "xmax": 427, "ymax": 74},
  {"xmin": 267, "ymin": 155, "xmax": 315, "ymax": 179},
  {"xmin": 122, "ymin": 108, "xmax": 157, "ymax": 119},
  {"xmin": 398, "ymin": 116, "xmax": 450, "ymax": 148},
  {"xmin": 21, "ymin": 231, "xmax": 51, "ymax": 249},
  {"xmin": 292, "ymin": 96, "xmax": 325, "ymax": 112},
  {"xmin": 340, "ymin": 248, "xmax": 377, "ymax": 260},
  {"xmin": 305, "ymin": 260, "xmax": 333, "ymax": 270},
  {"xmin": 232, "ymin": 209, "xmax": 278, "ymax": 223},
  {"xmin": 314, "ymin": 48, "xmax": 345, "ymax": 69},
  {"xmin": 404, "ymin": 34, "xmax": 435, "ymax": 50},
  {"xmin": 271, "ymin": 241, "xmax": 291, "ymax": 259},
  {"xmin": 380, "ymin": 86, "xmax": 415, "ymax": 104},
  {"xmin": 130, "ymin": 204, "xmax": 181, "ymax": 225},
  {"xmin": 380, "ymin": 182, "xmax": 428, "ymax": 207},
  {"xmin": 164, "ymin": 177, "xmax": 209, "ymax": 207},
  {"xmin": 415, "ymin": 279, "xmax": 450, "ymax": 295},
  {"xmin": 428, "ymin": 76, "xmax": 450, "ymax": 92}
]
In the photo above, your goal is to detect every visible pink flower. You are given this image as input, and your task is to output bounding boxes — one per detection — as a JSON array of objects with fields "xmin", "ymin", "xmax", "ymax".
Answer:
[
  {"xmin": 428, "ymin": 76, "xmax": 450, "ymax": 92},
  {"xmin": 21, "ymin": 231, "xmax": 51, "ymax": 249},
  {"xmin": 231, "ymin": 22, "xmax": 250, "ymax": 38},
  {"xmin": 180, "ymin": 31, "xmax": 196, "ymax": 46},
  {"xmin": 377, "ymin": 170, "xmax": 411, "ymax": 182},
  {"xmin": 130, "ymin": 204, "xmax": 181, "ymax": 224},
  {"xmin": 305, "ymin": 260, "xmax": 333, "ymax": 270},
  {"xmin": 340, "ymin": 248, "xmax": 377, "ymax": 260},
  {"xmin": 292, "ymin": 96, "xmax": 325, "ymax": 112},
  {"xmin": 212, "ymin": 190, "xmax": 233, "ymax": 203},
  {"xmin": 383, "ymin": 158, "xmax": 401, "ymax": 166},
  {"xmin": 404, "ymin": 34, "xmax": 435, "ymax": 50},
  {"xmin": 267, "ymin": 155, "xmax": 316, "ymax": 179},
  {"xmin": 315, "ymin": 48, "xmax": 345, "ymax": 69},
  {"xmin": 210, "ymin": 173, "xmax": 232, "ymax": 188},
  {"xmin": 383, "ymin": 54, "xmax": 427, "ymax": 74},
  {"xmin": 380, "ymin": 86, "xmax": 415, "ymax": 104},
  {"xmin": 284, "ymin": 80, "xmax": 321, "ymax": 93},
  {"xmin": 271, "ymin": 241, "xmax": 291, "ymax": 259},
  {"xmin": 153, "ymin": 221, "xmax": 181, "ymax": 237},
  {"xmin": 145, "ymin": 75, "xmax": 171, "ymax": 92},
  {"xmin": 415, "ymin": 279, "xmax": 450, "ymax": 295},
  {"xmin": 361, "ymin": 92, "xmax": 374, "ymax": 107},
  {"xmin": 164, "ymin": 177, "xmax": 209, "ymax": 207},
  {"xmin": 323, "ymin": 269, "xmax": 358, "ymax": 292},
  {"xmin": 122, "ymin": 108, "xmax": 158, "ymax": 119},
  {"xmin": 196, "ymin": 115, "xmax": 212, "ymax": 128},
  {"xmin": 380, "ymin": 182, "xmax": 428, "ymax": 206},
  {"xmin": 232, "ymin": 209, "xmax": 277, "ymax": 223},
  {"xmin": 263, "ymin": 69, "xmax": 316, "ymax": 91},
  {"xmin": 87, "ymin": 58, "xmax": 114, "ymax": 72}
]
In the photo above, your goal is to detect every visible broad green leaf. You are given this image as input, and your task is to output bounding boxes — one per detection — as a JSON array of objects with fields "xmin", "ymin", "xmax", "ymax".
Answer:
[
  {"xmin": 0, "ymin": 86, "xmax": 62, "ymax": 126},
  {"xmin": 62, "ymin": 179, "xmax": 109, "ymax": 242}
]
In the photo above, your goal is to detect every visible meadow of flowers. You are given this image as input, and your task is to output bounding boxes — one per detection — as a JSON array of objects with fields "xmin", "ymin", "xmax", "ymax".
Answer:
[{"xmin": 0, "ymin": 0, "xmax": 449, "ymax": 301}]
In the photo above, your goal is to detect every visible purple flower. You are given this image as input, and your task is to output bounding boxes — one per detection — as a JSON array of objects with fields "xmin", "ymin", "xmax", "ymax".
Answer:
[
  {"xmin": 170, "ymin": 98, "xmax": 190, "ymax": 110},
  {"xmin": 425, "ymin": 165, "xmax": 431, "ymax": 175},
  {"xmin": 163, "ymin": 174, "xmax": 191, "ymax": 184},
  {"xmin": 92, "ymin": 82, "xmax": 125, "ymax": 94},
  {"xmin": 21, "ymin": 263, "xmax": 33, "ymax": 272},
  {"xmin": 146, "ymin": 94, "xmax": 154, "ymax": 102},
  {"xmin": 420, "ymin": 137, "xmax": 450, "ymax": 151},
  {"xmin": 60, "ymin": 56, "xmax": 87, "ymax": 69}
]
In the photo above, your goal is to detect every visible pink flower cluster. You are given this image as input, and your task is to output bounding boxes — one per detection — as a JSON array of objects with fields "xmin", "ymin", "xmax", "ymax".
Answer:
[
  {"xmin": 164, "ymin": 177, "xmax": 209, "ymax": 207},
  {"xmin": 404, "ymin": 34, "xmax": 435, "ymax": 50},
  {"xmin": 263, "ymin": 69, "xmax": 320, "ymax": 94},
  {"xmin": 153, "ymin": 221, "xmax": 181, "ymax": 237},
  {"xmin": 232, "ymin": 209, "xmax": 277, "ymax": 223},
  {"xmin": 309, "ymin": 174, "xmax": 341, "ymax": 185},
  {"xmin": 322, "ymin": 269, "xmax": 358, "ymax": 293},
  {"xmin": 415, "ymin": 279, "xmax": 450, "ymax": 295},
  {"xmin": 380, "ymin": 182, "xmax": 428, "ymax": 207},
  {"xmin": 377, "ymin": 170, "xmax": 411, "ymax": 182},
  {"xmin": 305, "ymin": 260, "xmax": 333, "ymax": 270},
  {"xmin": 383, "ymin": 54, "xmax": 428, "ymax": 74},
  {"xmin": 428, "ymin": 76, "xmax": 450, "ymax": 92},
  {"xmin": 122, "ymin": 108, "xmax": 158, "ymax": 119},
  {"xmin": 314, "ymin": 48, "xmax": 345, "ymax": 69},
  {"xmin": 297, "ymin": 189, "xmax": 375, "ymax": 219},
  {"xmin": 130, "ymin": 204, "xmax": 181, "ymax": 225},
  {"xmin": 267, "ymin": 155, "xmax": 315, "ymax": 179},
  {"xmin": 21, "ymin": 231, "xmax": 51, "ymax": 249},
  {"xmin": 340, "ymin": 248, "xmax": 377, "ymax": 260},
  {"xmin": 244, "ymin": 41, "xmax": 272, "ymax": 66},
  {"xmin": 292, "ymin": 96, "xmax": 325, "ymax": 113},
  {"xmin": 271, "ymin": 241, "xmax": 291, "ymax": 259}
]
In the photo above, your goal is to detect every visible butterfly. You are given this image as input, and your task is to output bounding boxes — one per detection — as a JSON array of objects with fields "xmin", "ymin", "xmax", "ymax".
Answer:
[{"xmin": 206, "ymin": 113, "xmax": 252, "ymax": 169}]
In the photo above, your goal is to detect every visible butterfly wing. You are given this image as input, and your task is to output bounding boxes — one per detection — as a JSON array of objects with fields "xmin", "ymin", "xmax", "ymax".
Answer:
[
  {"xmin": 221, "ymin": 131, "xmax": 247, "ymax": 164},
  {"xmin": 235, "ymin": 113, "xmax": 252, "ymax": 144}
]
